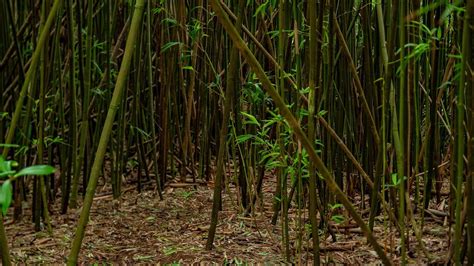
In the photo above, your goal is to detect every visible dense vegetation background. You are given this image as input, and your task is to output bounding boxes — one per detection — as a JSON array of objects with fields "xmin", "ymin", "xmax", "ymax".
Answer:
[{"xmin": 0, "ymin": 0, "xmax": 473, "ymax": 264}]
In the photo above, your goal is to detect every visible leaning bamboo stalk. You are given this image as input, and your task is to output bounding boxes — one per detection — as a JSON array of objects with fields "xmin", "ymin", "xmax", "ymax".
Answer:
[
  {"xmin": 333, "ymin": 18, "xmax": 380, "ymax": 146},
  {"xmin": 67, "ymin": 0, "xmax": 145, "ymax": 264}
]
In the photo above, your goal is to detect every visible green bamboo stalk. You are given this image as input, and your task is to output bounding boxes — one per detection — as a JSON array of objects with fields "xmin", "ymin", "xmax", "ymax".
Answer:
[
  {"xmin": 146, "ymin": 0, "xmax": 163, "ymax": 199},
  {"xmin": 37, "ymin": 0, "xmax": 53, "ymax": 234},
  {"xmin": 67, "ymin": 0, "xmax": 145, "ymax": 263},
  {"xmin": 70, "ymin": 0, "xmax": 94, "ymax": 208},
  {"xmin": 369, "ymin": 0, "xmax": 389, "ymax": 230},
  {"xmin": 308, "ymin": 0, "xmax": 320, "ymax": 264},
  {"xmin": 292, "ymin": 6, "xmax": 304, "ymax": 261},
  {"xmin": 277, "ymin": 0, "xmax": 290, "ymax": 261},
  {"xmin": 423, "ymin": 7, "xmax": 441, "ymax": 213},
  {"xmin": 466, "ymin": 0, "xmax": 474, "ymax": 263},
  {"xmin": 206, "ymin": 0, "xmax": 244, "ymax": 250},
  {"xmin": 209, "ymin": 1, "xmax": 393, "ymax": 264},
  {"xmin": 5, "ymin": 0, "xmax": 25, "ymax": 83},
  {"xmin": 334, "ymin": 19, "xmax": 380, "ymax": 147},
  {"xmin": 390, "ymin": 87, "xmax": 406, "ymax": 264},
  {"xmin": 412, "ymin": 0, "xmax": 421, "ymax": 211},
  {"xmin": 453, "ymin": 0, "xmax": 472, "ymax": 263},
  {"xmin": 61, "ymin": 0, "xmax": 77, "ymax": 214},
  {"xmin": 183, "ymin": 0, "xmax": 203, "ymax": 183},
  {"xmin": 398, "ymin": 0, "xmax": 407, "ymax": 263}
]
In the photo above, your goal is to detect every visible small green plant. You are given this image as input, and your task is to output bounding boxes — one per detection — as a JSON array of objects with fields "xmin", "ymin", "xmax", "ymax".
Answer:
[
  {"xmin": 329, "ymin": 203, "xmax": 346, "ymax": 224},
  {"xmin": 384, "ymin": 173, "xmax": 408, "ymax": 189},
  {"xmin": 0, "ymin": 147, "xmax": 55, "ymax": 216},
  {"xmin": 178, "ymin": 190, "xmax": 196, "ymax": 200},
  {"xmin": 330, "ymin": 214, "xmax": 345, "ymax": 224}
]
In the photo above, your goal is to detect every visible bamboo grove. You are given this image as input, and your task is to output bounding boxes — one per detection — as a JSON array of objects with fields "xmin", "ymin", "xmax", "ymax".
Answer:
[{"xmin": 0, "ymin": 0, "xmax": 473, "ymax": 264}]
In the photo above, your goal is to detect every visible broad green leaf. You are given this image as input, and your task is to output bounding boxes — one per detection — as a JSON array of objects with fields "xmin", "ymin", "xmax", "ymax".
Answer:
[
  {"xmin": 263, "ymin": 118, "xmax": 279, "ymax": 128},
  {"xmin": 14, "ymin": 165, "xmax": 56, "ymax": 177},
  {"xmin": 331, "ymin": 214, "xmax": 345, "ymax": 224},
  {"xmin": 0, "ymin": 144, "xmax": 20, "ymax": 148},
  {"xmin": 0, "ymin": 171, "xmax": 15, "ymax": 179},
  {"xmin": 0, "ymin": 157, "xmax": 17, "ymax": 175},
  {"xmin": 161, "ymin": 41, "xmax": 181, "ymax": 53},
  {"xmin": 391, "ymin": 173, "xmax": 398, "ymax": 185},
  {"xmin": 0, "ymin": 180, "xmax": 12, "ymax": 215},
  {"xmin": 259, "ymin": 152, "xmax": 280, "ymax": 165},
  {"xmin": 235, "ymin": 134, "xmax": 254, "ymax": 144}
]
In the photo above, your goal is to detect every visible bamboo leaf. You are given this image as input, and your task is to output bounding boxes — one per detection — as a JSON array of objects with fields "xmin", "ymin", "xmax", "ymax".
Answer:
[
  {"xmin": 14, "ymin": 165, "xmax": 56, "ymax": 177},
  {"xmin": 0, "ymin": 144, "xmax": 19, "ymax": 148},
  {"xmin": 235, "ymin": 134, "xmax": 254, "ymax": 144},
  {"xmin": 254, "ymin": 1, "xmax": 269, "ymax": 17},
  {"xmin": 0, "ymin": 180, "xmax": 12, "ymax": 215},
  {"xmin": 240, "ymin": 111, "xmax": 260, "ymax": 127},
  {"xmin": 161, "ymin": 41, "xmax": 181, "ymax": 53}
]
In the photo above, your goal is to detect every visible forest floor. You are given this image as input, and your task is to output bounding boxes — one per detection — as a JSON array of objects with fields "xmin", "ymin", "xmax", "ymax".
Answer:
[{"xmin": 4, "ymin": 172, "xmax": 450, "ymax": 264}]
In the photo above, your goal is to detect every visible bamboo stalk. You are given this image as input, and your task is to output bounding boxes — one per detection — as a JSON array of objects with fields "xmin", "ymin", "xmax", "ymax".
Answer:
[{"xmin": 67, "ymin": 0, "xmax": 145, "ymax": 263}]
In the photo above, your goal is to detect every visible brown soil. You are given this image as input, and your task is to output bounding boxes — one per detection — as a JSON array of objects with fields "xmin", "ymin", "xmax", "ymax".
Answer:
[{"xmin": 4, "ymin": 175, "xmax": 450, "ymax": 264}]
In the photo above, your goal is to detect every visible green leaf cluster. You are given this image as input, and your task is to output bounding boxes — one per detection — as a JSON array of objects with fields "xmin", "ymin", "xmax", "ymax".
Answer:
[{"xmin": 0, "ymin": 152, "xmax": 55, "ymax": 216}]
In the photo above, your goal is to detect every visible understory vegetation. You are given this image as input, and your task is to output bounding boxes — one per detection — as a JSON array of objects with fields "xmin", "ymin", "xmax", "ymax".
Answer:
[{"xmin": 0, "ymin": 0, "xmax": 473, "ymax": 264}]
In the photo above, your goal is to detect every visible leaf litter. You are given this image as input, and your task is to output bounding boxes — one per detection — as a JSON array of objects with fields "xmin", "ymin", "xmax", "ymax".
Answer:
[{"xmin": 4, "ymin": 173, "xmax": 450, "ymax": 264}]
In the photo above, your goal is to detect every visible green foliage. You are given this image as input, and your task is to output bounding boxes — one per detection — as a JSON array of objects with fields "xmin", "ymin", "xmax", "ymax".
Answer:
[
  {"xmin": 14, "ymin": 165, "xmax": 56, "ymax": 178},
  {"xmin": 188, "ymin": 19, "xmax": 203, "ymax": 41},
  {"xmin": 178, "ymin": 190, "xmax": 196, "ymax": 200},
  {"xmin": 330, "ymin": 214, "xmax": 345, "ymax": 224},
  {"xmin": 0, "ymin": 180, "xmax": 12, "ymax": 216},
  {"xmin": 384, "ymin": 173, "xmax": 408, "ymax": 189},
  {"xmin": 237, "ymin": 86, "xmax": 324, "ymax": 191},
  {"xmin": 0, "ymin": 152, "xmax": 55, "ymax": 216},
  {"xmin": 161, "ymin": 41, "xmax": 182, "ymax": 53},
  {"xmin": 329, "ymin": 203, "xmax": 343, "ymax": 210},
  {"xmin": 329, "ymin": 203, "xmax": 345, "ymax": 225},
  {"xmin": 254, "ymin": 1, "xmax": 272, "ymax": 17}
]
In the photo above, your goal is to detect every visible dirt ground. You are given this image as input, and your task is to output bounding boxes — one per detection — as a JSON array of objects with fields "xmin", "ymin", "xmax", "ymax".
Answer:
[{"xmin": 4, "ymin": 174, "xmax": 450, "ymax": 264}]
